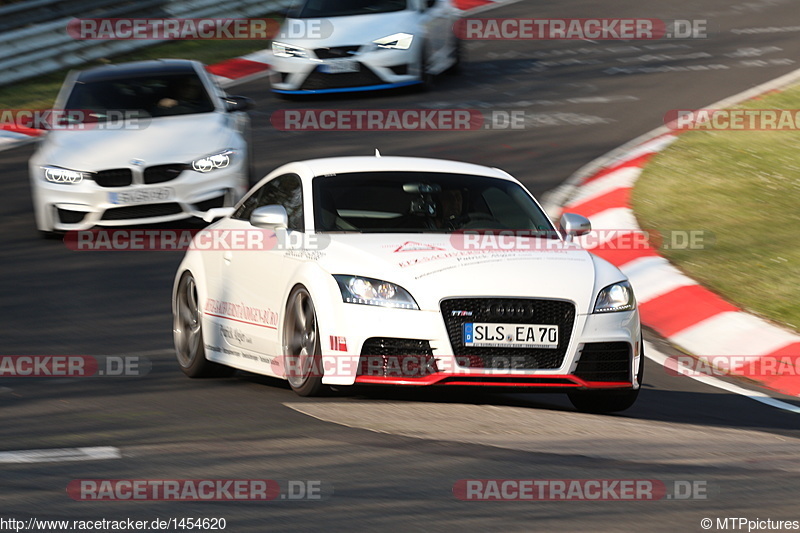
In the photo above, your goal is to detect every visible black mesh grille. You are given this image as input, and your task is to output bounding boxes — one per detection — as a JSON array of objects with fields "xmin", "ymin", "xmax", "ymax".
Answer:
[
  {"xmin": 574, "ymin": 342, "xmax": 631, "ymax": 382},
  {"xmin": 143, "ymin": 164, "xmax": 188, "ymax": 184},
  {"xmin": 314, "ymin": 46, "xmax": 360, "ymax": 59},
  {"xmin": 358, "ymin": 338, "xmax": 436, "ymax": 377},
  {"xmin": 92, "ymin": 169, "xmax": 132, "ymax": 188},
  {"xmin": 101, "ymin": 203, "xmax": 183, "ymax": 221},
  {"xmin": 300, "ymin": 65, "xmax": 383, "ymax": 90},
  {"xmin": 440, "ymin": 298, "xmax": 576, "ymax": 370},
  {"xmin": 56, "ymin": 208, "xmax": 86, "ymax": 224},
  {"xmin": 194, "ymin": 194, "xmax": 226, "ymax": 211}
]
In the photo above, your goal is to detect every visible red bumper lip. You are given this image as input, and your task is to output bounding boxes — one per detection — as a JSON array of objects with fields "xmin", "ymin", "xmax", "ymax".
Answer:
[{"xmin": 353, "ymin": 373, "xmax": 632, "ymax": 388}]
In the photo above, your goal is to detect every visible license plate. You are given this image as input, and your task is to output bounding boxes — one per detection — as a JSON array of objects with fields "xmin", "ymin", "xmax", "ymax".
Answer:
[
  {"xmin": 320, "ymin": 59, "xmax": 360, "ymax": 74},
  {"xmin": 463, "ymin": 323, "xmax": 559, "ymax": 349},
  {"xmin": 109, "ymin": 188, "xmax": 173, "ymax": 205}
]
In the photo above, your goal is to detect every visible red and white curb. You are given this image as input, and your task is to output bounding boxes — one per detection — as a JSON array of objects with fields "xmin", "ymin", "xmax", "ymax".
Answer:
[{"xmin": 547, "ymin": 69, "xmax": 800, "ymax": 397}]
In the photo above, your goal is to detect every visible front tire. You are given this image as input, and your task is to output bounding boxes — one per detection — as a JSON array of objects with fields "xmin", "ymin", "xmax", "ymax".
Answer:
[
  {"xmin": 568, "ymin": 342, "xmax": 644, "ymax": 414},
  {"xmin": 173, "ymin": 272, "xmax": 233, "ymax": 378},
  {"xmin": 283, "ymin": 286, "xmax": 326, "ymax": 396}
]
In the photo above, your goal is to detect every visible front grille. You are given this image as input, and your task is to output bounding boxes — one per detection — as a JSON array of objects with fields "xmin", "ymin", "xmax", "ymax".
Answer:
[
  {"xmin": 93, "ymin": 169, "xmax": 133, "ymax": 188},
  {"xmin": 314, "ymin": 46, "xmax": 360, "ymax": 59},
  {"xmin": 440, "ymin": 298, "xmax": 576, "ymax": 370},
  {"xmin": 300, "ymin": 65, "xmax": 384, "ymax": 90},
  {"xmin": 101, "ymin": 203, "xmax": 183, "ymax": 221},
  {"xmin": 194, "ymin": 194, "xmax": 226, "ymax": 211},
  {"xmin": 574, "ymin": 342, "xmax": 631, "ymax": 382},
  {"xmin": 143, "ymin": 164, "xmax": 188, "ymax": 184},
  {"xmin": 56, "ymin": 208, "xmax": 86, "ymax": 224},
  {"xmin": 358, "ymin": 338, "xmax": 436, "ymax": 377}
]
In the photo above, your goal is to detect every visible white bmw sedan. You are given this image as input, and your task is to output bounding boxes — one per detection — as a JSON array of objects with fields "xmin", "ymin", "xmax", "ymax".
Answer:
[
  {"xmin": 269, "ymin": 0, "xmax": 461, "ymax": 95},
  {"xmin": 29, "ymin": 59, "xmax": 252, "ymax": 235},
  {"xmin": 173, "ymin": 156, "xmax": 643, "ymax": 413}
]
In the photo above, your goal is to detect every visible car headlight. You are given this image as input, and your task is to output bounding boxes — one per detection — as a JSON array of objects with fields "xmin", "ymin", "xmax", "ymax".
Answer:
[
  {"xmin": 594, "ymin": 281, "xmax": 636, "ymax": 313},
  {"xmin": 41, "ymin": 165, "xmax": 90, "ymax": 185},
  {"xmin": 333, "ymin": 275, "xmax": 419, "ymax": 310},
  {"xmin": 272, "ymin": 41, "xmax": 309, "ymax": 58},
  {"xmin": 373, "ymin": 32, "xmax": 414, "ymax": 50},
  {"xmin": 191, "ymin": 149, "xmax": 235, "ymax": 173}
]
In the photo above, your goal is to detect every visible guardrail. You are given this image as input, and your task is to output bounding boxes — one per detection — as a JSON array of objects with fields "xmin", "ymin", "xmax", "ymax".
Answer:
[{"xmin": 0, "ymin": 0, "xmax": 290, "ymax": 87}]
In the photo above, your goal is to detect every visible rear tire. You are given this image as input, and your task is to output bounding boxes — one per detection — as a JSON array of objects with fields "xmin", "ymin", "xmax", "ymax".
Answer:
[
  {"xmin": 174, "ymin": 272, "xmax": 234, "ymax": 378},
  {"xmin": 283, "ymin": 286, "xmax": 326, "ymax": 397}
]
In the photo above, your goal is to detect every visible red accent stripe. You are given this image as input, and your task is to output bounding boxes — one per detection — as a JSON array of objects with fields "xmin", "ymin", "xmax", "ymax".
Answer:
[
  {"xmin": 0, "ymin": 124, "xmax": 44, "ymax": 137},
  {"xmin": 354, "ymin": 372, "xmax": 631, "ymax": 389},
  {"xmin": 204, "ymin": 312, "xmax": 277, "ymax": 330},
  {"xmin": 582, "ymin": 152, "xmax": 655, "ymax": 185},
  {"xmin": 565, "ymin": 187, "xmax": 631, "ymax": 219},
  {"xmin": 639, "ymin": 285, "xmax": 739, "ymax": 337},
  {"xmin": 207, "ymin": 58, "xmax": 270, "ymax": 80},
  {"xmin": 452, "ymin": 0, "xmax": 492, "ymax": 10}
]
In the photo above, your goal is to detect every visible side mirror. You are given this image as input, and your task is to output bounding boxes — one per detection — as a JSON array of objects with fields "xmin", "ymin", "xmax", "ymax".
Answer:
[
  {"xmin": 559, "ymin": 212, "xmax": 591, "ymax": 241},
  {"xmin": 224, "ymin": 96, "xmax": 255, "ymax": 112},
  {"xmin": 250, "ymin": 205, "xmax": 288, "ymax": 229},
  {"xmin": 202, "ymin": 207, "xmax": 235, "ymax": 223}
]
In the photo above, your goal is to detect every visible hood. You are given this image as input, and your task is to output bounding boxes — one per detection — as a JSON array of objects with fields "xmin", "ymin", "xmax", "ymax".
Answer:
[
  {"xmin": 283, "ymin": 11, "xmax": 418, "ymax": 49},
  {"xmin": 36, "ymin": 113, "xmax": 235, "ymax": 171},
  {"xmin": 316, "ymin": 234, "xmax": 605, "ymax": 313}
]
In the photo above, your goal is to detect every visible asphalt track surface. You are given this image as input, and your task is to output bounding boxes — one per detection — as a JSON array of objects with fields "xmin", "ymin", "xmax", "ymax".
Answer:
[{"xmin": 2, "ymin": 1, "xmax": 800, "ymax": 531}]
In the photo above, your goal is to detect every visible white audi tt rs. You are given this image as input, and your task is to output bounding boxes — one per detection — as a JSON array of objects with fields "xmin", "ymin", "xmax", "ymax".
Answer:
[
  {"xmin": 269, "ymin": 0, "xmax": 461, "ymax": 95},
  {"xmin": 29, "ymin": 59, "xmax": 253, "ymax": 235},
  {"xmin": 173, "ymin": 155, "xmax": 643, "ymax": 413}
]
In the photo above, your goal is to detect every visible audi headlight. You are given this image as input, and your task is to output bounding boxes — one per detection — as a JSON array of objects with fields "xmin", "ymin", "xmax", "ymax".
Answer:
[
  {"xmin": 273, "ymin": 41, "xmax": 309, "ymax": 58},
  {"xmin": 41, "ymin": 165, "xmax": 89, "ymax": 185},
  {"xmin": 373, "ymin": 32, "xmax": 414, "ymax": 50},
  {"xmin": 334, "ymin": 275, "xmax": 419, "ymax": 310},
  {"xmin": 594, "ymin": 281, "xmax": 636, "ymax": 313},
  {"xmin": 191, "ymin": 149, "xmax": 235, "ymax": 173}
]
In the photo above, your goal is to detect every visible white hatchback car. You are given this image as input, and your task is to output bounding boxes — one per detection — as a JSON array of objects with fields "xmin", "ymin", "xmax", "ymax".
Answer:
[
  {"xmin": 173, "ymin": 155, "xmax": 644, "ymax": 413},
  {"xmin": 29, "ymin": 59, "xmax": 253, "ymax": 235},
  {"xmin": 270, "ymin": 0, "xmax": 461, "ymax": 95}
]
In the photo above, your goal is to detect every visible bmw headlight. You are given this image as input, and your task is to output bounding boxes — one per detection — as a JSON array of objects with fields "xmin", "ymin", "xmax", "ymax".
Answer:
[
  {"xmin": 191, "ymin": 149, "xmax": 235, "ymax": 173},
  {"xmin": 594, "ymin": 281, "xmax": 636, "ymax": 313},
  {"xmin": 373, "ymin": 32, "xmax": 414, "ymax": 50},
  {"xmin": 334, "ymin": 275, "xmax": 419, "ymax": 310},
  {"xmin": 41, "ymin": 165, "xmax": 89, "ymax": 185},
  {"xmin": 272, "ymin": 41, "xmax": 309, "ymax": 58}
]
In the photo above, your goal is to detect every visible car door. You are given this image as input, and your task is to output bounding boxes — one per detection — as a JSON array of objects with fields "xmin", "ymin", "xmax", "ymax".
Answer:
[{"xmin": 219, "ymin": 173, "xmax": 305, "ymax": 367}]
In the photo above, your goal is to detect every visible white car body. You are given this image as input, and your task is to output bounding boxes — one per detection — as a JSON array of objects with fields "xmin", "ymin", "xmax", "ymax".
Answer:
[
  {"xmin": 269, "ymin": 0, "xmax": 460, "ymax": 94},
  {"xmin": 29, "ymin": 59, "xmax": 251, "ymax": 233},
  {"xmin": 173, "ymin": 156, "xmax": 644, "ymax": 412}
]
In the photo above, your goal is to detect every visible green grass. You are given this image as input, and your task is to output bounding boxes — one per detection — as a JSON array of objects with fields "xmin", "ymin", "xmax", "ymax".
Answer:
[
  {"xmin": 0, "ymin": 36, "xmax": 275, "ymax": 110},
  {"xmin": 631, "ymin": 85, "xmax": 800, "ymax": 332}
]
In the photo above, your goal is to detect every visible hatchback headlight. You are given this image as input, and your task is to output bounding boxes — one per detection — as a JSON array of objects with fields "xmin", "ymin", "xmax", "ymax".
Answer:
[
  {"xmin": 334, "ymin": 275, "xmax": 419, "ymax": 310},
  {"xmin": 373, "ymin": 32, "xmax": 414, "ymax": 50},
  {"xmin": 273, "ymin": 41, "xmax": 309, "ymax": 58},
  {"xmin": 594, "ymin": 281, "xmax": 636, "ymax": 313}
]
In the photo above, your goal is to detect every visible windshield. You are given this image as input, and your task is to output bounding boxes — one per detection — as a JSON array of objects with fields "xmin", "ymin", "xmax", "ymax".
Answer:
[
  {"xmin": 293, "ymin": 0, "xmax": 407, "ymax": 18},
  {"xmin": 64, "ymin": 72, "xmax": 215, "ymax": 120},
  {"xmin": 313, "ymin": 171, "xmax": 557, "ymax": 234}
]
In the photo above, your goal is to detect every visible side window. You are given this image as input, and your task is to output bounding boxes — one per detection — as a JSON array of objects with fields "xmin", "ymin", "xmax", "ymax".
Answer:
[{"xmin": 232, "ymin": 174, "xmax": 304, "ymax": 231}]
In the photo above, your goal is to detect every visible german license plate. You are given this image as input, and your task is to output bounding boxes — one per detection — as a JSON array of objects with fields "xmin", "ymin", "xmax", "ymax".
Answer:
[
  {"xmin": 109, "ymin": 188, "xmax": 173, "ymax": 205},
  {"xmin": 463, "ymin": 323, "xmax": 558, "ymax": 349},
  {"xmin": 320, "ymin": 59, "xmax": 360, "ymax": 74}
]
